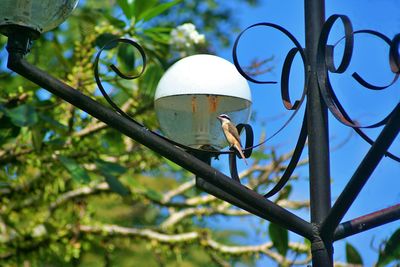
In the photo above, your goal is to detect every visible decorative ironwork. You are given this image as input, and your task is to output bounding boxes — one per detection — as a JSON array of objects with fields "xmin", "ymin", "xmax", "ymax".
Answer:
[
  {"xmin": 231, "ymin": 14, "xmax": 400, "ymax": 197},
  {"xmin": 92, "ymin": 14, "xmax": 399, "ymax": 197},
  {"xmin": 94, "ymin": 37, "xmax": 147, "ymax": 125},
  {"xmin": 316, "ymin": 15, "xmax": 399, "ymax": 161},
  {"xmin": 233, "ymin": 22, "xmax": 310, "ymax": 197},
  {"xmin": 233, "ymin": 22, "xmax": 309, "ymax": 141}
]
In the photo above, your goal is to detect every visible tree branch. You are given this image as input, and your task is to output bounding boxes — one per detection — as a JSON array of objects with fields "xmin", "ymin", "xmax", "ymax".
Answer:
[
  {"xmin": 161, "ymin": 206, "xmax": 249, "ymax": 230},
  {"xmin": 78, "ymin": 223, "xmax": 310, "ymax": 265},
  {"xmin": 49, "ymin": 182, "xmax": 110, "ymax": 211},
  {"xmin": 161, "ymin": 180, "xmax": 196, "ymax": 203},
  {"xmin": 79, "ymin": 224, "xmax": 198, "ymax": 243}
]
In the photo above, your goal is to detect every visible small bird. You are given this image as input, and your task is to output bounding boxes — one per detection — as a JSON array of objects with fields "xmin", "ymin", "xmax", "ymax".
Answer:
[{"xmin": 217, "ymin": 114, "xmax": 248, "ymax": 165}]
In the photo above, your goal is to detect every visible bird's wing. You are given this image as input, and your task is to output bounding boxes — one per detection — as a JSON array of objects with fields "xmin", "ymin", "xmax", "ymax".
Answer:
[{"xmin": 227, "ymin": 123, "xmax": 242, "ymax": 145}]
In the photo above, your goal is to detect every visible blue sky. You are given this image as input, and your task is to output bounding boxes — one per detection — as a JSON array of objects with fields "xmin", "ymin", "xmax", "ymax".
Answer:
[{"xmin": 213, "ymin": 0, "xmax": 399, "ymax": 265}]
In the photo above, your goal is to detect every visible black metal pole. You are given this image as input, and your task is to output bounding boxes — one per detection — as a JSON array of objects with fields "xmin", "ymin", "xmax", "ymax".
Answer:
[
  {"xmin": 304, "ymin": 0, "xmax": 333, "ymax": 265},
  {"xmin": 334, "ymin": 203, "xmax": 400, "ymax": 241},
  {"xmin": 6, "ymin": 37, "xmax": 314, "ymax": 241},
  {"xmin": 321, "ymin": 103, "xmax": 400, "ymax": 238}
]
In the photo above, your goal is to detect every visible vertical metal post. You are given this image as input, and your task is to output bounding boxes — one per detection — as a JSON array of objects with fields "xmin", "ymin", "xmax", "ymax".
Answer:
[{"xmin": 304, "ymin": 0, "xmax": 333, "ymax": 265}]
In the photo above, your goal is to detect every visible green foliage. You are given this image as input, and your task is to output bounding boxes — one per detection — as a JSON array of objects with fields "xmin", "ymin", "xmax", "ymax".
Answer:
[
  {"xmin": 377, "ymin": 228, "xmax": 400, "ymax": 266},
  {"xmin": 139, "ymin": 0, "xmax": 182, "ymax": 22},
  {"xmin": 1, "ymin": 104, "xmax": 39, "ymax": 127},
  {"xmin": 251, "ymin": 150, "xmax": 271, "ymax": 161},
  {"xmin": 59, "ymin": 156, "xmax": 91, "ymax": 183},
  {"xmin": 0, "ymin": 1, "xmax": 279, "ymax": 266},
  {"xmin": 268, "ymin": 222, "xmax": 289, "ymax": 257},
  {"xmin": 117, "ymin": 0, "xmax": 135, "ymax": 19},
  {"xmin": 345, "ymin": 242, "xmax": 363, "ymax": 265}
]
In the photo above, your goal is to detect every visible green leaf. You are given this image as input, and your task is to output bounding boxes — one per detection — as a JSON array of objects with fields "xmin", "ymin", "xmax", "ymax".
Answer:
[
  {"xmin": 117, "ymin": 0, "xmax": 134, "ymax": 19},
  {"xmin": 134, "ymin": 0, "xmax": 157, "ymax": 19},
  {"xmin": 59, "ymin": 156, "xmax": 90, "ymax": 183},
  {"xmin": 103, "ymin": 13, "xmax": 126, "ymax": 28},
  {"xmin": 104, "ymin": 174, "xmax": 130, "ymax": 196},
  {"xmin": 31, "ymin": 125, "xmax": 44, "ymax": 152},
  {"xmin": 125, "ymin": 176, "xmax": 146, "ymax": 190},
  {"xmin": 139, "ymin": 63, "xmax": 164, "ymax": 99},
  {"xmin": 144, "ymin": 32, "xmax": 171, "ymax": 44},
  {"xmin": 0, "ymin": 114, "xmax": 20, "ymax": 145},
  {"xmin": 38, "ymin": 113, "xmax": 68, "ymax": 131},
  {"xmin": 144, "ymin": 27, "xmax": 173, "ymax": 33},
  {"xmin": 251, "ymin": 151, "xmax": 271, "ymax": 161},
  {"xmin": 47, "ymin": 138, "xmax": 67, "ymax": 148},
  {"xmin": 95, "ymin": 33, "xmax": 120, "ymax": 49},
  {"xmin": 377, "ymin": 228, "xmax": 400, "ymax": 266},
  {"xmin": 165, "ymin": 159, "xmax": 182, "ymax": 172},
  {"xmin": 95, "ymin": 159, "xmax": 127, "ymax": 177},
  {"xmin": 138, "ymin": 0, "xmax": 181, "ymax": 21},
  {"xmin": 95, "ymin": 160, "xmax": 129, "ymax": 196},
  {"xmin": 146, "ymin": 188, "xmax": 163, "ymax": 202},
  {"xmin": 117, "ymin": 43, "xmax": 136, "ymax": 73},
  {"xmin": 276, "ymin": 185, "xmax": 292, "ymax": 202},
  {"xmin": 346, "ymin": 242, "xmax": 363, "ymax": 265},
  {"xmin": 6, "ymin": 104, "xmax": 38, "ymax": 127},
  {"xmin": 268, "ymin": 223, "xmax": 289, "ymax": 256}
]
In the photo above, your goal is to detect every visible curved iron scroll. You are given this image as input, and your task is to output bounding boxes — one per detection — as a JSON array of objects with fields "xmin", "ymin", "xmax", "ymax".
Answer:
[
  {"xmin": 94, "ymin": 38, "xmax": 147, "ymax": 125},
  {"xmin": 390, "ymin": 34, "xmax": 400, "ymax": 73},
  {"xmin": 233, "ymin": 22, "xmax": 309, "ymax": 146},
  {"xmin": 232, "ymin": 23, "xmax": 310, "ymax": 196},
  {"xmin": 316, "ymin": 14, "xmax": 399, "ymax": 162},
  {"xmin": 264, "ymin": 110, "xmax": 308, "ymax": 198},
  {"xmin": 229, "ymin": 123, "xmax": 254, "ymax": 183},
  {"xmin": 232, "ymin": 15, "xmax": 400, "ymax": 197}
]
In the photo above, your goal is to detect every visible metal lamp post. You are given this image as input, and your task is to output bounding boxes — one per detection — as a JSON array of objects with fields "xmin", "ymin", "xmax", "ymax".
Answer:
[{"xmin": 2, "ymin": 0, "xmax": 400, "ymax": 266}]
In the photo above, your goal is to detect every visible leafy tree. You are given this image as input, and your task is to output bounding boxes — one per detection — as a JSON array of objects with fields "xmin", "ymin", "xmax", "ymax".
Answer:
[{"xmin": 0, "ymin": 1, "xmax": 398, "ymax": 266}]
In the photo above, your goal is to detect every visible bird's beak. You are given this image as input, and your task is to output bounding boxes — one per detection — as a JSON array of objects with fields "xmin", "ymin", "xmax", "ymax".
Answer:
[{"xmin": 217, "ymin": 116, "xmax": 221, "ymax": 121}]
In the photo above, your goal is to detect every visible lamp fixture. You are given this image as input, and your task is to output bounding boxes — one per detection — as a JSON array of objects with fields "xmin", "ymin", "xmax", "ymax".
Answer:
[
  {"xmin": 154, "ymin": 54, "xmax": 252, "ymax": 149},
  {"xmin": 0, "ymin": 0, "xmax": 79, "ymax": 39}
]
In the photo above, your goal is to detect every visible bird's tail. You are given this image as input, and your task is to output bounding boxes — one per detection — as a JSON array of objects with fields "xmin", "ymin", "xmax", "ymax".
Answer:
[{"xmin": 235, "ymin": 144, "xmax": 248, "ymax": 165}]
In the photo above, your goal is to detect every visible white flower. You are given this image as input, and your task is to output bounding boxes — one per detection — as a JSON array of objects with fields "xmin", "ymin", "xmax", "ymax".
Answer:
[
  {"xmin": 190, "ymin": 31, "xmax": 205, "ymax": 44},
  {"xmin": 170, "ymin": 23, "xmax": 205, "ymax": 50},
  {"xmin": 32, "ymin": 224, "xmax": 47, "ymax": 237}
]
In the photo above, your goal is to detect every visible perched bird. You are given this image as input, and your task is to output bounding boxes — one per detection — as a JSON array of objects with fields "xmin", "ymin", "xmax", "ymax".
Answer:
[{"xmin": 217, "ymin": 114, "xmax": 248, "ymax": 165}]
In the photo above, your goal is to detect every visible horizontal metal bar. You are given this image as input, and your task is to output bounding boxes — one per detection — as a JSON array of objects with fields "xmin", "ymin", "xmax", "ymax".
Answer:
[
  {"xmin": 321, "ymin": 103, "xmax": 400, "ymax": 239},
  {"xmin": 334, "ymin": 203, "xmax": 400, "ymax": 241},
  {"xmin": 7, "ymin": 49, "xmax": 314, "ymax": 240}
]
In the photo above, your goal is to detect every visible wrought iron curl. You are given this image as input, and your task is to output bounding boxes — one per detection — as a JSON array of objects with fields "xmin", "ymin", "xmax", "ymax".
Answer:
[
  {"xmin": 232, "ymin": 22, "xmax": 310, "ymax": 144},
  {"xmin": 229, "ymin": 123, "xmax": 254, "ymax": 183},
  {"xmin": 390, "ymin": 34, "xmax": 400, "ymax": 74},
  {"xmin": 350, "ymin": 30, "xmax": 399, "ymax": 90},
  {"xmin": 232, "ymin": 23, "xmax": 311, "ymax": 197},
  {"xmin": 316, "ymin": 14, "xmax": 399, "ymax": 162},
  {"xmin": 94, "ymin": 38, "xmax": 147, "ymax": 125}
]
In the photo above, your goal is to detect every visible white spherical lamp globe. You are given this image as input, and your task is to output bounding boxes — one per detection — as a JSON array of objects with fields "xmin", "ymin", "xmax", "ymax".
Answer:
[{"xmin": 154, "ymin": 54, "xmax": 252, "ymax": 149}]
